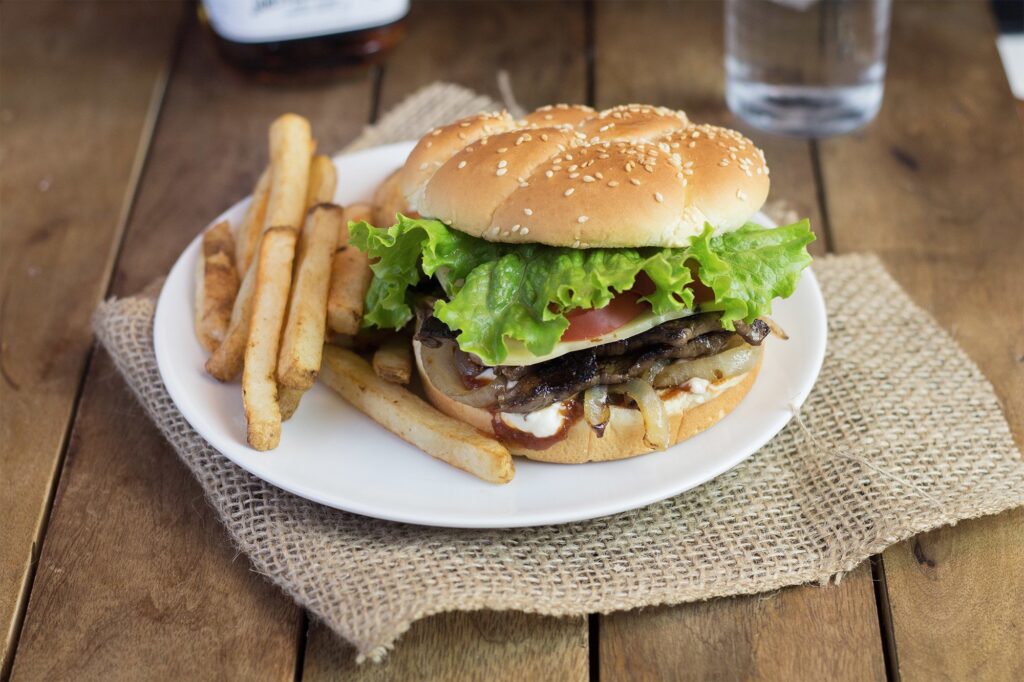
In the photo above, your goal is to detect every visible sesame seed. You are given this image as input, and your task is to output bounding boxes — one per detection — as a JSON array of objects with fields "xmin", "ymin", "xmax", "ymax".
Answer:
[
  {"xmin": 719, "ymin": 159, "xmax": 730, "ymax": 167},
  {"xmin": 524, "ymin": 208, "xmax": 533, "ymax": 216},
  {"xmin": 544, "ymin": 114, "xmax": 554, "ymax": 120},
  {"xmin": 565, "ymin": 154, "xmax": 574, "ymax": 161},
  {"xmin": 512, "ymin": 224, "xmax": 521, "ymax": 232},
  {"xmin": 572, "ymin": 239, "xmax": 581, "ymax": 248},
  {"xmin": 460, "ymin": 121, "xmax": 470, "ymax": 127},
  {"xmin": 496, "ymin": 168, "xmax": 508, "ymax": 176},
  {"xmin": 737, "ymin": 189, "xmax": 747, "ymax": 200},
  {"xmin": 519, "ymin": 181, "xmax": 529, "ymax": 188},
  {"xmin": 498, "ymin": 147, "xmax": 508, "ymax": 153},
  {"xmin": 595, "ymin": 172, "xmax": 603, "ymax": 180},
  {"xmin": 630, "ymin": 178, "xmax": 641, "ymax": 186},
  {"xmin": 457, "ymin": 160, "xmax": 467, "ymax": 169},
  {"xmin": 578, "ymin": 215, "xmax": 589, "ymax": 223},
  {"xmin": 418, "ymin": 162, "xmax": 428, "ymax": 170},
  {"xmin": 654, "ymin": 192, "xmax": 664, "ymax": 203},
  {"xmin": 608, "ymin": 180, "xmax": 620, "ymax": 187},
  {"xmin": 682, "ymin": 178, "xmax": 688, "ymax": 187},
  {"xmin": 688, "ymin": 141, "xmax": 697, "ymax": 148},
  {"xmin": 431, "ymin": 128, "xmax": 442, "ymax": 136},
  {"xmin": 540, "ymin": 134, "xmax": 549, "ymax": 141},
  {"xmin": 490, "ymin": 226, "xmax": 500, "ymax": 235},
  {"xmin": 564, "ymin": 188, "xmax": 575, "ymax": 196},
  {"xmin": 497, "ymin": 159, "xmax": 508, "ymax": 168},
  {"xmin": 568, "ymin": 164, "xmax": 578, "ymax": 172},
  {"xmin": 545, "ymin": 170, "xmax": 554, "ymax": 178},
  {"xmin": 521, "ymin": 227, "xmax": 530, "ymax": 235},
  {"xmin": 426, "ymin": 141, "xmax": 433, "ymax": 148},
  {"xmin": 583, "ymin": 175, "xmax": 595, "ymax": 182}
]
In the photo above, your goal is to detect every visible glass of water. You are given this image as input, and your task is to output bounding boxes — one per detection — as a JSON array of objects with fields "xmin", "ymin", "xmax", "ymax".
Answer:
[{"xmin": 725, "ymin": 0, "xmax": 892, "ymax": 137}]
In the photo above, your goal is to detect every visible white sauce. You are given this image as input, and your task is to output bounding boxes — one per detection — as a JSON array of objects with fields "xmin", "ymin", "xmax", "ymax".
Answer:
[
  {"xmin": 498, "ymin": 401, "xmax": 567, "ymax": 438},
  {"xmin": 684, "ymin": 377, "xmax": 711, "ymax": 395},
  {"xmin": 475, "ymin": 368, "xmax": 497, "ymax": 383}
]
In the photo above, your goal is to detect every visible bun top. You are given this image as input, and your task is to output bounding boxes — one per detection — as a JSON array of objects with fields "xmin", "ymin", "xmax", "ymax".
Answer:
[{"xmin": 398, "ymin": 104, "xmax": 770, "ymax": 248}]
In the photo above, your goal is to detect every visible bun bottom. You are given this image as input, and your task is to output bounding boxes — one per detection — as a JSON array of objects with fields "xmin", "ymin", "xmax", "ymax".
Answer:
[{"xmin": 413, "ymin": 341, "xmax": 763, "ymax": 464}]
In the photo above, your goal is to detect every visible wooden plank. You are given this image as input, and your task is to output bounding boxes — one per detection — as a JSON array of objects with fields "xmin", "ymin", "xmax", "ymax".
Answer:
[
  {"xmin": 593, "ymin": 3, "xmax": 885, "ymax": 679},
  {"xmin": 601, "ymin": 564, "xmax": 882, "ymax": 681},
  {"xmin": 816, "ymin": 2, "xmax": 1024, "ymax": 680},
  {"xmin": 10, "ymin": 16, "xmax": 377, "ymax": 679},
  {"xmin": 295, "ymin": 1, "xmax": 592, "ymax": 677},
  {"xmin": 9, "ymin": 352, "xmax": 302, "ymax": 681},
  {"xmin": 303, "ymin": 613, "xmax": 588, "ymax": 681},
  {"xmin": 377, "ymin": 0, "xmax": 587, "ymax": 113},
  {"xmin": 0, "ymin": 1, "xmax": 183, "ymax": 674}
]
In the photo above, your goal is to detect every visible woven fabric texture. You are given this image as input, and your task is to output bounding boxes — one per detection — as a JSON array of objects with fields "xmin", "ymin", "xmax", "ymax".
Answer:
[{"xmin": 92, "ymin": 83, "xmax": 1023, "ymax": 661}]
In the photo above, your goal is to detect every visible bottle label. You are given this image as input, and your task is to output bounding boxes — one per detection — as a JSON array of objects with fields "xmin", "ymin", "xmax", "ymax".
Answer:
[{"xmin": 203, "ymin": 0, "xmax": 409, "ymax": 44}]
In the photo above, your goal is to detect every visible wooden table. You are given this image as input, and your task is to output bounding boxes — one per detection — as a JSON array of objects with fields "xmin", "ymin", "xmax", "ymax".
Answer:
[{"xmin": 2, "ymin": 2, "xmax": 1021, "ymax": 679}]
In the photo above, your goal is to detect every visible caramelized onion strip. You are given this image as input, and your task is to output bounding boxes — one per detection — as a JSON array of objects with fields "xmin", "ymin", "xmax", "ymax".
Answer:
[
  {"xmin": 609, "ymin": 379, "xmax": 670, "ymax": 450},
  {"xmin": 653, "ymin": 344, "xmax": 762, "ymax": 389}
]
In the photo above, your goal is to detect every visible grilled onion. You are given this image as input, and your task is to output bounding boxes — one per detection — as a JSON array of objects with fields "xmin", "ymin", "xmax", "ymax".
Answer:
[
  {"xmin": 583, "ymin": 385, "xmax": 610, "ymax": 431},
  {"xmin": 653, "ymin": 343, "xmax": 762, "ymax": 389},
  {"xmin": 610, "ymin": 379, "xmax": 670, "ymax": 450},
  {"xmin": 416, "ymin": 341, "xmax": 500, "ymax": 408}
]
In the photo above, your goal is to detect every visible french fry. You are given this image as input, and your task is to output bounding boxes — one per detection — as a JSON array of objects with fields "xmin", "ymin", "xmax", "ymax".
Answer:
[
  {"xmin": 279, "ymin": 385, "xmax": 303, "ymax": 421},
  {"xmin": 372, "ymin": 336, "xmax": 412, "ymax": 384},
  {"xmin": 206, "ymin": 115, "xmax": 311, "ymax": 384},
  {"xmin": 277, "ymin": 204, "xmax": 343, "ymax": 389},
  {"xmin": 327, "ymin": 203, "xmax": 374, "ymax": 335},
  {"xmin": 235, "ymin": 167, "xmax": 271, "ymax": 273},
  {"xmin": 320, "ymin": 346, "xmax": 514, "ymax": 483},
  {"xmin": 205, "ymin": 253, "xmax": 257, "ymax": 381},
  {"xmin": 263, "ymin": 113, "xmax": 314, "ymax": 233},
  {"xmin": 306, "ymin": 154, "xmax": 337, "ymax": 207},
  {"xmin": 194, "ymin": 221, "xmax": 239, "ymax": 352},
  {"xmin": 243, "ymin": 227, "xmax": 298, "ymax": 450}
]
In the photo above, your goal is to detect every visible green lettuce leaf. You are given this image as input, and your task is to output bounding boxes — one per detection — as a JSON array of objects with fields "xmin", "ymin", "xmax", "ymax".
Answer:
[{"xmin": 351, "ymin": 214, "xmax": 814, "ymax": 365}]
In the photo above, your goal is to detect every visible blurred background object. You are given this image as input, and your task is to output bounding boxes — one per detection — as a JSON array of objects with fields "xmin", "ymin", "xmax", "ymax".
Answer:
[
  {"xmin": 200, "ymin": 0, "xmax": 408, "ymax": 81},
  {"xmin": 725, "ymin": 0, "xmax": 891, "ymax": 137},
  {"xmin": 992, "ymin": 0, "xmax": 1024, "ymax": 121}
]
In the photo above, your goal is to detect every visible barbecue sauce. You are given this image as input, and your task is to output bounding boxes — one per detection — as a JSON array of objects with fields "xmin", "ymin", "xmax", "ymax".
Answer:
[
  {"xmin": 491, "ymin": 400, "xmax": 582, "ymax": 450},
  {"xmin": 200, "ymin": 1, "xmax": 407, "ymax": 82}
]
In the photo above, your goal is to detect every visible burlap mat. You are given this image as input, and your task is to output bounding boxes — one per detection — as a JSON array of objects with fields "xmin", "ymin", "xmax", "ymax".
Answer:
[{"xmin": 92, "ymin": 83, "xmax": 1024, "ymax": 662}]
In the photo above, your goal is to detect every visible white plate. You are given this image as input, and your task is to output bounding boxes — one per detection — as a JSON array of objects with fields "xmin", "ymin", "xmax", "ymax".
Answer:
[{"xmin": 154, "ymin": 141, "xmax": 827, "ymax": 529}]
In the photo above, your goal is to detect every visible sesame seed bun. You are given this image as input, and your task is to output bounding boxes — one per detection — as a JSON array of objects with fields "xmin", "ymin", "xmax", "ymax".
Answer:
[
  {"xmin": 413, "ymin": 340, "xmax": 763, "ymax": 464},
  {"xmin": 398, "ymin": 104, "xmax": 770, "ymax": 248}
]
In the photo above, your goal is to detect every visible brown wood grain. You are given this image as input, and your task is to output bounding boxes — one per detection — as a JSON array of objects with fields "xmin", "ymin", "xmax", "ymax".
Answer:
[
  {"xmin": 303, "ymin": 612, "xmax": 588, "ymax": 682},
  {"xmin": 9, "ymin": 353, "xmax": 301, "ymax": 681},
  {"xmin": 0, "ymin": 1, "xmax": 183, "ymax": 674},
  {"xmin": 10, "ymin": 15, "xmax": 375, "ymax": 679},
  {"xmin": 297, "ymin": 1, "xmax": 592, "ymax": 676},
  {"xmin": 601, "ymin": 564, "xmax": 882, "ymax": 682},
  {"xmin": 377, "ymin": 0, "xmax": 587, "ymax": 114},
  {"xmin": 593, "ymin": 3, "xmax": 885, "ymax": 679},
  {"xmin": 817, "ymin": 2, "xmax": 1024, "ymax": 680}
]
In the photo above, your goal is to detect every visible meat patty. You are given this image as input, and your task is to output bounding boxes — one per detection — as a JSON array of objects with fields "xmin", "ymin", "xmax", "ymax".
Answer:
[{"xmin": 414, "ymin": 308, "xmax": 770, "ymax": 413}]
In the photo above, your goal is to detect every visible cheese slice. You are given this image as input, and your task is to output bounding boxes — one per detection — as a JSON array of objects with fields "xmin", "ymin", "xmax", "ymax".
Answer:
[{"xmin": 496, "ymin": 307, "xmax": 697, "ymax": 367}]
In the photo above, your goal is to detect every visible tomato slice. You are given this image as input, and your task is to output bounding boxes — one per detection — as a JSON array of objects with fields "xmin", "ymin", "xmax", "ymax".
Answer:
[
  {"xmin": 557, "ymin": 271, "xmax": 715, "ymax": 342},
  {"xmin": 560, "ymin": 292, "xmax": 649, "ymax": 342}
]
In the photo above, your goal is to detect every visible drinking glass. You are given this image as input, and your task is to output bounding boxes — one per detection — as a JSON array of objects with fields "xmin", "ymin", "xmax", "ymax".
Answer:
[{"xmin": 725, "ymin": 0, "xmax": 892, "ymax": 137}]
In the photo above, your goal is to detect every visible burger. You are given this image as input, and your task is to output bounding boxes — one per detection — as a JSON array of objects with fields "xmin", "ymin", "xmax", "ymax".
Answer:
[{"xmin": 351, "ymin": 104, "xmax": 814, "ymax": 463}]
